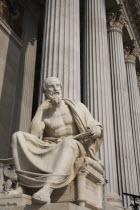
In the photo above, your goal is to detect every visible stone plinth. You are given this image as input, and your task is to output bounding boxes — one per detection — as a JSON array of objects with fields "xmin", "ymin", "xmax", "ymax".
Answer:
[
  {"xmin": 51, "ymin": 165, "xmax": 104, "ymax": 210},
  {"xmin": 0, "ymin": 165, "xmax": 104, "ymax": 210}
]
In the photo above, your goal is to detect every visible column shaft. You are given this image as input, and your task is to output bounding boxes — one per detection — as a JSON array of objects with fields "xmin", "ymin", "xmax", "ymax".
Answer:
[
  {"xmin": 107, "ymin": 5, "xmax": 139, "ymax": 206},
  {"xmin": 124, "ymin": 43, "xmax": 140, "ymax": 192},
  {"xmin": 82, "ymin": 0, "xmax": 118, "ymax": 194},
  {"xmin": 126, "ymin": 64, "xmax": 140, "ymax": 192},
  {"xmin": 40, "ymin": 0, "xmax": 80, "ymax": 101}
]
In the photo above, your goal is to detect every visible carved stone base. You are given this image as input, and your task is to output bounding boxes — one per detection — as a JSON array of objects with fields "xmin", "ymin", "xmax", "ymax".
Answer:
[
  {"xmin": 51, "ymin": 165, "xmax": 104, "ymax": 210},
  {"xmin": 0, "ymin": 165, "xmax": 104, "ymax": 210}
]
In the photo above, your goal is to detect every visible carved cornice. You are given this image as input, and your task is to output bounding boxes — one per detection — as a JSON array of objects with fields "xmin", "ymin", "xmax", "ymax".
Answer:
[
  {"xmin": 136, "ymin": 72, "xmax": 140, "ymax": 87},
  {"xmin": 124, "ymin": 40, "xmax": 140, "ymax": 64},
  {"xmin": 107, "ymin": 4, "xmax": 127, "ymax": 33}
]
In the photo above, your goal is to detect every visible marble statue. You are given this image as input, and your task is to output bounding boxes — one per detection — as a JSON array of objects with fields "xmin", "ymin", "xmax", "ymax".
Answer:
[{"xmin": 11, "ymin": 77, "xmax": 103, "ymax": 203}]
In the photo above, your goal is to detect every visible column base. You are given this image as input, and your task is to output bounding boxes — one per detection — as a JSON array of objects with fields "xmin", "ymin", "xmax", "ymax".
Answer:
[
  {"xmin": 103, "ymin": 202, "xmax": 124, "ymax": 210},
  {"xmin": 106, "ymin": 193, "xmax": 124, "ymax": 210}
]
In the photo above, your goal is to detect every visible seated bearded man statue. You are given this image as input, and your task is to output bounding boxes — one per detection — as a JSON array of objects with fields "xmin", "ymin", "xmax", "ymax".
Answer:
[{"xmin": 11, "ymin": 77, "xmax": 103, "ymax": 203}]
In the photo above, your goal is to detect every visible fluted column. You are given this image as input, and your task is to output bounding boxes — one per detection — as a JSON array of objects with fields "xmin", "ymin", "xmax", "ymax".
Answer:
[
  {"xmin": 39, "ymin": 0, "xmax": 80, "ymax": 102},
  {"xmin": 19, "ymin": 6, "xmax": 38, "ymax": 132},
  {"xmin": 124, "ymin": 41, "xmax": 140, "ymax": 192},
  {"xmin": 82, "ymin": 0, "xmax": 118, "ymax": 195},
  {"xmin": 107, "ymin": 4, "xmax": 139, "ymax": 205}
]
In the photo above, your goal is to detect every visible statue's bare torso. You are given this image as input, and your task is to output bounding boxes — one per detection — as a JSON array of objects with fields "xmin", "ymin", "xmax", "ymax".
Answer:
[{"xmin": 43, "ymin": 102, "xmax": 79, "ymax": 138}]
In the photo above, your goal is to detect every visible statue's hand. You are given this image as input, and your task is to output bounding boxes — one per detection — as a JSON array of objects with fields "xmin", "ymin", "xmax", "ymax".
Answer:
[
  {"xmin": 90, "ymin": 126, "xmax": 102, "ymax": 140},
  {"xmin": 39, "ymin": 100, "xmax": 51, "ymax": 111}
]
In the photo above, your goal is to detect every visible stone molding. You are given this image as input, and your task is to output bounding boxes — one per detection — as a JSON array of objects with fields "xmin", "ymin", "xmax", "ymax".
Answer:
[
  {"xmin": 107, "ymin": 4, "xmax": 127, "ymax": 33},
  {"xmin": 124, "ymin": 40, "xmax": 140, "ymax": 64}
]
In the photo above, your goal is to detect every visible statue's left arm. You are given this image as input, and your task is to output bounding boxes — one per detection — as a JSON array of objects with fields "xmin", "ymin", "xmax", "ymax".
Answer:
[
  {"xmin": 78, "ymin": 102, "xmax": 103, "ymax": 139},
  {"xmin": 78, "ymin": 102, "xmax": 103, "ymax": 159}
]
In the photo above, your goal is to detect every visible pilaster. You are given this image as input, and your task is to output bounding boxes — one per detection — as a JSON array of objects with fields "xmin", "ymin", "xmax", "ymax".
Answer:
[
  {"xmin": 107, "ymin": 4, "xmax": 139, "ymax": 206},
  {"xmin": 39, "ymin": 0, "xmax": 81, "ymax": 102},
  {"xmin": 19, "ymin": 5, "xmax": 39, "ymax": 132}
]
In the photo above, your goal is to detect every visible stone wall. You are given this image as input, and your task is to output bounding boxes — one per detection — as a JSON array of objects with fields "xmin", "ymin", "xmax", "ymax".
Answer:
[{"xmin": 0, "ymin": 18, "xmax": 22, "ymax": 158}]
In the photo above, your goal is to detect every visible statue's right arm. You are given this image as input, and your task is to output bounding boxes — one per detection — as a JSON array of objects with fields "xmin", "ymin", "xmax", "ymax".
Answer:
[
  {"xmin": 30, "ymin": 107, "xmax": 45, "ymax": 138},
  {"xmin": 30, "ymin": 100, "xmax": 50, "ymax": 138}
]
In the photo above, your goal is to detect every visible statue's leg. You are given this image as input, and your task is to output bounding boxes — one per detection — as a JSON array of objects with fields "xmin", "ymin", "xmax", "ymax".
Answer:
[
  {"xmin": 32, "ymin": 138, "xmax": 85, "ymax": 203},
  {"xmin": 32, "ymin": 184, "xmax": 53, "ymax": 204}
]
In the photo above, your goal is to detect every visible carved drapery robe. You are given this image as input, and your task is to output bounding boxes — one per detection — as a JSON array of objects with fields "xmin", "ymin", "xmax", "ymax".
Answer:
[{"xmin": 12, "ymin": 100, "xmax": 103, "ymax": 189}]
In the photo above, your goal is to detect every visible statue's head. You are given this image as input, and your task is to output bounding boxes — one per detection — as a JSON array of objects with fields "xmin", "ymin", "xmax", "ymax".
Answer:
[{"xmin": 43, "ymin": 77, "xmax": 62, "ymax": 105}]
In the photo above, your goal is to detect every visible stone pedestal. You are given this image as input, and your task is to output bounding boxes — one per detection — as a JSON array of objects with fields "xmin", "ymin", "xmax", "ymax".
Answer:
[
  {"xmin": 0, "ymin": 165, "xmax": 104, "ymax": 210},
  {"xmin": 51, "ymin": 165, "xmax": 104, "ymax": 210}
]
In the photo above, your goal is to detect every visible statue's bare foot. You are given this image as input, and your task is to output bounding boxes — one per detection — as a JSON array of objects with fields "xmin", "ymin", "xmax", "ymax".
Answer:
[{"xmin": 32, "ymin": 184, "xmax": 53, "ymax": 204}]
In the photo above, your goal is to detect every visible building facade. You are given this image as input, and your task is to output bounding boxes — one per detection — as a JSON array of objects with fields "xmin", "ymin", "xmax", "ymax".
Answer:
[{"xmin": 0, "ymin": 0, "xmax": 140, "ymax": 209}]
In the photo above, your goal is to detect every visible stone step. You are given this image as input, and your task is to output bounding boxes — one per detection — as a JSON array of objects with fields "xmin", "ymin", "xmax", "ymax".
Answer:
[{"xmin": 0, "ymin": 202, "xmax": 90, "ymax": 210}]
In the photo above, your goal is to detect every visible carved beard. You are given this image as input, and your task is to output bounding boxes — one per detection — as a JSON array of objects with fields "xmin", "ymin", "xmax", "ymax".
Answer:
[{"xmin": 47, "ymin": 92, "xmax": 62, "ymax": 105}]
